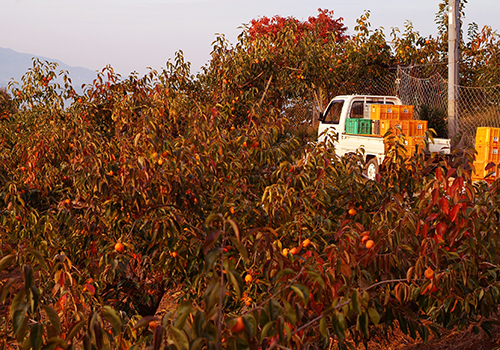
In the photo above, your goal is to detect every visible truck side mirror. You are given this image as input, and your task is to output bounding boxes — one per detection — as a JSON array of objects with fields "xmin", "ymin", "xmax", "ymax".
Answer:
[{"xmin": 318, "ymin": 112, "xmax": 325, "ymax": 122}]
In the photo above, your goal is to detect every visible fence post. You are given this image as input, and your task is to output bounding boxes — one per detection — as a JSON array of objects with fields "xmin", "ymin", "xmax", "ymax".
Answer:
[{"xmin": 448, "ymin": 0, "xmax": 460, "ymax": 144}]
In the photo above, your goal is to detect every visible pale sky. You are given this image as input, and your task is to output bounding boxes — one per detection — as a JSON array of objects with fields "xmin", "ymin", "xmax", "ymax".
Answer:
[{"xmin": 1, "ymin": 0, "xmax": 499, "ymax": 76}]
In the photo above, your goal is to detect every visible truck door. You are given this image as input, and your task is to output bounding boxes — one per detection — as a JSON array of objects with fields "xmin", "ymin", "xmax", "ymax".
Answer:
[{"xmin": 317, "ymin": 100, "xmax": 344, "ymax": 144}]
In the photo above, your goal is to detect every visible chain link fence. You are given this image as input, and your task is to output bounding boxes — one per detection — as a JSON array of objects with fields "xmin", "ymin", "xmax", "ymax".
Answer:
[
  {"xmin": 284, "ymin": 63, "xmax": 500, "ymax": 148},
  {"xmin": 397, "ymin": 64, "xmax": 500, "ymax": 147}
]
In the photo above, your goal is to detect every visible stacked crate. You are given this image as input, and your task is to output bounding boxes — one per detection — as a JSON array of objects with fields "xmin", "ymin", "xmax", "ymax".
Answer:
[
  {"xmin": 345, "ymin": 118, "xmax": 372, "ymax": 135},
  {"xmin": 366, "ymin": 104, "xmax": 427, "ymax": 137},
  {"xmin": 405, "ymin": 135, "xmax": 427, "ymax": 155},
  {"xmin": 472, "ymin": 127, "xmax": 500, "ymax": 182}
]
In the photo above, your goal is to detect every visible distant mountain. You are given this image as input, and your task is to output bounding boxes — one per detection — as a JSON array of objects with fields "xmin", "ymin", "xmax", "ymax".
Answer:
[{"xmin": 0, "ymin": 47, "xmax": 97, "ymax": 93}]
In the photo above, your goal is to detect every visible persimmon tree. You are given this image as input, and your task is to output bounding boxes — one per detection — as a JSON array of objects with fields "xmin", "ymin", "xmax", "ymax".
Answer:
[{"xmin": 2, "ymin": 4, "xmax": 500, "ymax": 350}]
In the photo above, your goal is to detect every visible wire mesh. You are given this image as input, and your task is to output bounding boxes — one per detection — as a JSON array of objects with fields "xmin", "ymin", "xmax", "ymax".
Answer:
[
  {"xmin": 398, "ymin": 64, "xmax": 500, "ymax": 146},
  {"xmin": 284, "ymin": 62, "xmax": 500, "ymax": 148}
]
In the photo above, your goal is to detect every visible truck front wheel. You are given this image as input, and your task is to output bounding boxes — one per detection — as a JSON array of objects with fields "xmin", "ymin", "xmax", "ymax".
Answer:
[{"xmin": 364, "ymin": 158, "xmax": 379, "ymax": 181}]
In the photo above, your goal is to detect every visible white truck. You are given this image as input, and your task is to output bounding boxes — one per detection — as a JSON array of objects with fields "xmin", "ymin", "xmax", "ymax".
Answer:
[{"xmin": 317, "ymin": 95, "xmax": 451, "ymax": 180}]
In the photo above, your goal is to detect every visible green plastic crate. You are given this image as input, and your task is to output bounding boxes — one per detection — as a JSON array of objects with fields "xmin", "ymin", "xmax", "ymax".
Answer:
[{"xmin": 345, "ymin": 118, "xmax": 372, "ymax": 135}]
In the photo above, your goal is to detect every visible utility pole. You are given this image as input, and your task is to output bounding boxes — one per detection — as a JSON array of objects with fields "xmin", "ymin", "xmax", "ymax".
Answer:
[{"xmin": 448, "ymin": 0, "xmax": 460, "ymax": 143}]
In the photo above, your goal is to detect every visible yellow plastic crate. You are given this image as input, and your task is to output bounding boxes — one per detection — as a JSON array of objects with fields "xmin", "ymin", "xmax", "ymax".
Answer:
[
  {"xmin": 380, "ymin": 120, "xmax": 427, "ymax": 137},
  {"xmin": 411, "ymin": 120, "xmax": 428, "ymax": 136},
  {"xmin": 475, "ymin": 127, "xmax": 500, "ymax": 146},
  {"xmin": 472, "ymin": 161, "xmax": 497, "ymax": 182},
  {"xmin": 394, "ymin": 105, "xmax": 414, "ymax": 120},
  {"xmin": 381, "ymin": 120, "xmax": 405, "ymax": 136},
  {"xmin": 476, "ymin": 144, "xmax": 500, "ymax": 164},
  {"xmin": 381, "ymin": 120, "xmax": 419, "ymax": 136},
  {"xmin": 369, "ymin": 105, "xmax": 399, "ymax": 120},
  {"xmin": 405, "ymin": 136, "xmax": 426, "ymax": 154}
]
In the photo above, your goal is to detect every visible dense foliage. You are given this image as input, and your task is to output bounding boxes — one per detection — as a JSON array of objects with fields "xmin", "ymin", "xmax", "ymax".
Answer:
[{"xmin": 1, "ymin": 5, "xmax": 500, "ymax": 350}]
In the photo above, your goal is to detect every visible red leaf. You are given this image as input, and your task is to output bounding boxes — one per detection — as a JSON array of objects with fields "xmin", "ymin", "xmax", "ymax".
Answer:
[
  {"xmin": 425, "ymin": 213, "xmax": 438, "ymax": 222},
  {"xmin": 439, "ymin": 197, "xmax": 449, "ymax": 215},
  {"xmin": 317, "ymin": 168, "xmax": 324, "ymax": 180},
  {"xmin": 436, "ymin": 167, "xmax": 442, "ymax": 182},
  {"xmin": 446, "ymin": 168, "xmax": 456, "ymax": 179},
  {"xmin": 84, "ymin": 283, "xmax": 95, "ymax": 295},
  {"xmin": 447, "ymin": 181, "xmax": 458, "ymax": 197},
  {"xmin": 450, "ymin": 204, "xmax": 461, "ymax": 223},
  {"xmin": 421, "ymin": 223, "xmax": 429, "ymax": 237},
  {"xmin": 202, "ymin": 229, "xmax": 222, "ymax": 255},
  {"xmin": 432, "ymin": 234, "xmax": 444, "ymax": 244},
  {"xmin": 209, "ymin": 159, "xmax": 218, "ymax": 175},
  {"xmin": 432, "ymin": 189, "xmax": 439, "ymax": 205},
  {"xmin": 436, "ymin": 222, "xmax": 447, "ymax": 237},
  {"xmin": 485, "ymin": 162, "xmax": 496, "ymax": 171}
]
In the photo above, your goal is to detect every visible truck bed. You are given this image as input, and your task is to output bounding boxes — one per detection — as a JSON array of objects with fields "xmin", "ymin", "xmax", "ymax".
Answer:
[{"xmin": 323, "ymin": 132, "xmax": 450, "ymax": 159}]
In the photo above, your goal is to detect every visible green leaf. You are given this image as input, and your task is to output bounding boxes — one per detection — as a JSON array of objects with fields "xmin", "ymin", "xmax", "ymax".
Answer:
[
  {"xmin": 193, "ymin": 310, "xmax": 207, "ymax": 338},
  {"xmin": 283, "ymin": 300, "xmax": 297, "ymax": 324},
  {"xmin": 44, "ymin": 336, "xmax": 67, "ymax": 349},
  {"xmin": 399, "ymin": 244, "xmax": 414, "ymax": 253},
  {"xmin": 368, "ymin": 307, "xmax": 380, "ymax": 325},
  {"xmin": 204, "ymin": 247, "xmax": 221, "ymax": 272},
  {"xmin": 10, "ymin": 291, "xmax": 26, "ymax": 320},
  {"xmin": 28, "ymin": 249, "xmax": 47, "ymax": 270},
  {"xmin": 153, "ymin": 325, "xmax": 164, "ymax": 350},
  {"xmin": 22, "ymin": 337, "xmax": 30, "ymax": 350},
  {"xmin": 408, "ymin": 319, "xmax": 417, "ymax": 339},
  {"xmin": 174, "ymin": 300, "xmax": 191, "ymax": 329},
  {"xmin": 351, "ymin": 289, "xmax": 361, "ymax": 314},
  {"xmin": 90, "ymin": 312, "xmax": 103, "ymax": 350},
  {"xmin": 229, "ymin": 237, "xmax": 248, "ymax": 263},
  {"xmin": 82, "ymin": 334, "xmax": 91, "ymax": 350},
  {"xmin": 227, "ymin": 218, "xmax": 241, "ymax": 242},
  {"xmin": 205, "ymin": 277, "xmax": 220, "ymax": 311},
  {"xmin": 132, "ymin": 316, "xmax": 159, "ymax": 330},
  {"xmin": 332, "ymin": 312, "xmax": 346, "ymax": 341},
  {"xmin": 42, "ymin": 305, "xmax": 61, "ymax": 335},
  {"xmin": 102, "ymin": 306, "xmax": 122, "ymax": 334},
  {"xmin": 227, "ymin": 269, "xmax": 243, "ymax": 299},
  {"xmin": 356, "ymin": 312, "xmax": 369, "ymax": 338},
  {"xmin": 170, "ymin": 327, "xmax": 189, "ymax": 350},
  {"xmin": 261, "ymin": 321, "xmax": 274, "ymax": 338},
  {"xmin": 481, "ymin": 321, "xmax": 494, "ymax": 338},
  {"xmin": 23, "ymin": 264, "xmax": 34, "ymax": 290},
  {"xmin": 29, "ymin": 285, "xmax": 40, "ymax": 314},
  {"xmin": 418, "ymin": 325, "xmax": 429, "ymax": 343},
  {"xmin": 268, "ymin": 299, "xmax": 281, "ymax": 321},
  {"xmin": 13, "ymin": 304, "xmax": 29, "ymax": 343},
  {"xmin": 290, "ymin": 284, "xmax": 310, "ymax": 305},
  {"xmin": 274, "ymin": 268, "xmax": 295, "ymax": 281},
  {"xmin": 226, "ymin": 336, "xmax": 250, "ymax": 350},
  {"xmin": 306, "ymin": 269, "xmax": 326, "ymax": 289},
  {"xmin": 191, "ymin": 338, "xmax": 206, "ymax": 350},
  {"xmin": 30, "ymin": 323, "xmax": 44, "ymax": 350},
  {"xmin": 242, "ymin": 314, "xmax": 257, "ymax": 339},
  {"xmin": 0, "ymin": 254, "xmax": 16, "ymax": 273},
  {"xmin": 319, "ymin": 317, "xmax": 327, "ymax": 338},
  {"xmin": 67, "ymin": 320, "xmax": 85, "ymax": 342},
  {"xmin": 204, "ymin": 320, "xmax": 218, "ymax": 343},
  {"xmin": 0, "ymin": 277, "xmax": 19, "ymax": 303}
]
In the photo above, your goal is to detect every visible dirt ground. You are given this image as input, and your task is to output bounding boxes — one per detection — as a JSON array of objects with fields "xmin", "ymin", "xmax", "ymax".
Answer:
[
  {"xmin": 155, "ymin": 287, "xmax": 500, "ymax": 350},
  {"xmin": 3, "ymin": 277, "xmax": 500, "ymax": 349},
  {"xmin": 351, "ymin": 320, "xmax": 500, "ymax": 350}
]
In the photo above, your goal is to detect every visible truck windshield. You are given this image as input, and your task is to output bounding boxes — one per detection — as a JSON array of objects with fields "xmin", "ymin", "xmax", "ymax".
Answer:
[{"xmin": 322, "ymin": 100, "xmax": 344, "ymax": 124}]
